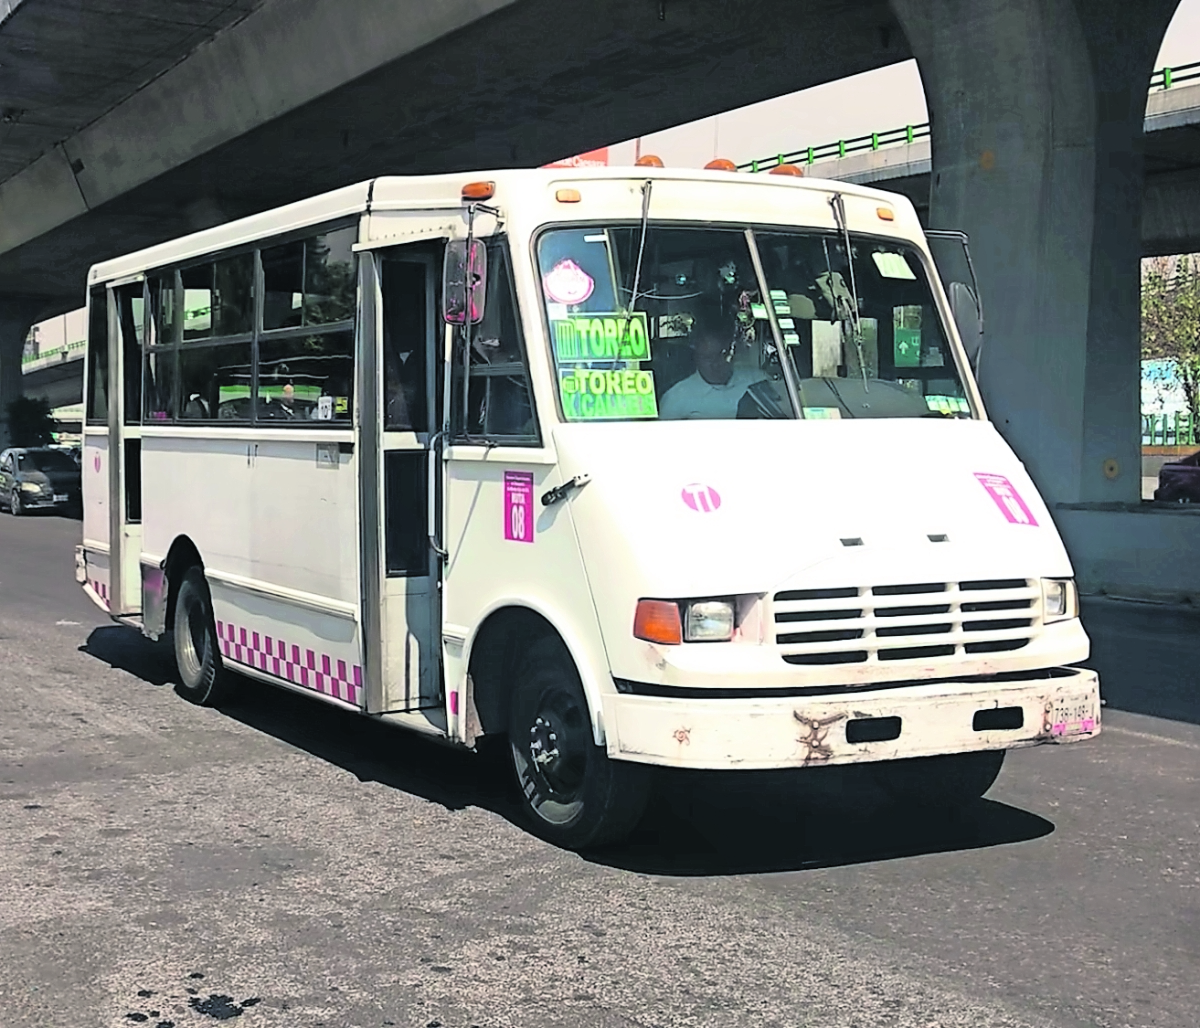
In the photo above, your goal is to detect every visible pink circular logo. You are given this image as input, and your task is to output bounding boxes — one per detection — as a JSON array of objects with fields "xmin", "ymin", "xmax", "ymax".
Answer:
[
  {"xmin": 93, "ymin": 454, "xmax": 101, "ymax": 473},
  {"xmin": 681, "ymin": 483, "xmax": 721, "ymax": 512},
  {"xmin": 543, "ymin": 258, "xmax": 595, "ymax": 305}
]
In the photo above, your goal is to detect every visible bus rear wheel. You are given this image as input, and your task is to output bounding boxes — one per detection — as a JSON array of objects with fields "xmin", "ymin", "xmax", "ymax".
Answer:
[
  {"xmin": 874, "ymin": 749, "xmax": 1006, "ymax": 810},
  {"xmin": 173, "ymin": 566, "xmax": 231, "ymax": 706},
  {"xmin": 508, "ymin": 637, "xmax": 648, "ymax": 850}
]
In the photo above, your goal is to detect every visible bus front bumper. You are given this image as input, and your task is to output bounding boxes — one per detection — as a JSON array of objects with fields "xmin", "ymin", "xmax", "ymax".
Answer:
[{"xmin": 601, "ymin": 667, "xmax": 1100, "ymax": 770}]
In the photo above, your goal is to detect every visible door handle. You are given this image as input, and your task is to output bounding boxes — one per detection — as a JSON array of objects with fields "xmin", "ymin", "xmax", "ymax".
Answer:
[
  {"xmin": 541, "ymin": 473, "xmax": 591, "ymax": 506},
  {"xmin": 427, "ymin": 431, "xmax": 448, "ymax": 561}
]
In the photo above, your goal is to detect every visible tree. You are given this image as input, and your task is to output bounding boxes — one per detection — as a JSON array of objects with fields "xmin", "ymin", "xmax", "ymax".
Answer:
[
  {"xmin": 5, "ymin": 395, "xmax": 55, "ymax": 447},
  {"xmin": 1142, "ymin": 255, "xmax": 1200, "ymax": 437}
]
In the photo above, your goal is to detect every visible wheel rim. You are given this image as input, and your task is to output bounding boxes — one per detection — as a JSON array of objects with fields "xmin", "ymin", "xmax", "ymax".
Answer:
[
  {"xmin": 177, "ymin": 587, "xmax": 209, "ymax": 684},
  {"xmin": 10, "ymin": 490, "xmax": 19, "ymax": 514},
  {"xmin": 522, "ymin": 684, "xmax": 589, "ymax": 807}
]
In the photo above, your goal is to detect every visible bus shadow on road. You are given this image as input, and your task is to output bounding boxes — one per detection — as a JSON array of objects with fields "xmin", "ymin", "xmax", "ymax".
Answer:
[
  {"xmin": 593, "ymin": 767, "xmax": 1055, "ymax": 876},
  {"xmin": 83, "ymin": 624, "xmax": 1056, "ymax": 876}
]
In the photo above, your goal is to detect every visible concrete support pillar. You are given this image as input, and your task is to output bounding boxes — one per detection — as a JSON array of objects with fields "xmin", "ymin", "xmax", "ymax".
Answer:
[
  {"xmin": 0, "ymin": 298, "xmax": 52, "ymax": 448},
  {"xmin": 890, "ymin": 0, "xmax": 1177, "ymax": 506}
]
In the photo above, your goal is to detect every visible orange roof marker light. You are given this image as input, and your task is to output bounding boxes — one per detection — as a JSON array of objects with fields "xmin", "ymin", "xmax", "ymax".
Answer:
[
  {"xmin": 461, "ymin": 180, "xmax": 496, "ymax": 201},
  {"xmin": 876, "ymin": 207, "xmax": 896, "ymax": 221},
  {"xmin": 705, "ymin": 158, "xmax": 737, "ymax": 172},
  {"xmin": 555, "ymin": 188, "xmax": 582, "ymax": 203},
  {"xmin": 635, "ymin": 154, "xmax": 665, "ymax": 167},
  {"xmin": 770, "ymin": 163, "xmax": 804, "ymax": 177}
]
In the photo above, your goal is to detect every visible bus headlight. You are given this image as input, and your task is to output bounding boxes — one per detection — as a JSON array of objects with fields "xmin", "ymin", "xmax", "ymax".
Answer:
[
  {"xmin": 684, "ymin": 599, "xmax": 735, "ymax": 642},
  {"xmin": 633, "ymin": 598, "xmax": 737, "ymax": 644},
  {"xmin": 1042, "ymin": 578, "xmax": 1078, "ymax": 622}
]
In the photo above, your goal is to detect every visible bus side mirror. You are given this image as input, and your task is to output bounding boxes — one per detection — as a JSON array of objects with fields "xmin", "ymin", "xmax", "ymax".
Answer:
[
  {"xmin": 442, "ymin": 239, "xmax": 487, "ymax": 325},
  {"xmin": 949, "ymin": 281, "xmax": 983, "ymax": 371}
]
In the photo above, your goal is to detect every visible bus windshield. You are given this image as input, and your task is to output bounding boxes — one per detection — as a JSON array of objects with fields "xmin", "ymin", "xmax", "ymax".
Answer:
[{"xmin": 536, "ymin": 225, "xmax": 972, "ymax": 422}]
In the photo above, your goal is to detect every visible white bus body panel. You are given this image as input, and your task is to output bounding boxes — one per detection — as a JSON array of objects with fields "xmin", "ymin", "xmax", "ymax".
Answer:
[
  {"xmin": 141, "ymin": 427, "xmax": 365, "ymax": 708},
  {"xmin": 81, "ymin": 431, "xmax": 111, "ymax": 610}
]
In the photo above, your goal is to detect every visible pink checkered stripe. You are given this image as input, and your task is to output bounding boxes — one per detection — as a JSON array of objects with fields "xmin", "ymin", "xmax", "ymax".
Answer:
[
  {"xmin": 216, "ymin": 620, "xmax": 362, "ymax": 706},
  {"xmin": 89, "ymin": 578, "xmax": 109, "ymax": 607}
]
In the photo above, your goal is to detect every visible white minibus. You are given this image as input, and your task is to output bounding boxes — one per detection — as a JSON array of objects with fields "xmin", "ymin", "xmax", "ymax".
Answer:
[{"xmin": 78, "ymin": 167, "xmax": 1100, "ymax": 848}]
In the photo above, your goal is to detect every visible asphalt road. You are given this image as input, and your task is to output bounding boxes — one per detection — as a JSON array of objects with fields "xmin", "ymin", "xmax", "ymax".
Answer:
[{"xmin": 1, "ymin": 511, "xmax": 1197, "ymax": 1028}]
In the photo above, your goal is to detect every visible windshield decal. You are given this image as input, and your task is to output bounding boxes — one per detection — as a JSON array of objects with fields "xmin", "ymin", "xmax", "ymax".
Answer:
[
  {"xmin": 552, "ymin": 312, "xmax": 651, "ymax": 363},
  {"xmin": 975, "ymin": 472, "xmax": 1038, "ymax": 527},
  {"xmin": 926, "ymin": 395, "xmax": 970, "ymax": 414},
  {"xmin": 542, "ymin": 258, "xmax": 595, "ymax": 304},
  {"xmin": 560, "ymin": 368, "xmax": 658, "ymax": 420},
  {"xmin": 681, "ymin": 483, "xmax": 722, "ymax": 512},
  {"xmin": 504, "ymin": 471, "xmax": 535, "ymax": 543}
]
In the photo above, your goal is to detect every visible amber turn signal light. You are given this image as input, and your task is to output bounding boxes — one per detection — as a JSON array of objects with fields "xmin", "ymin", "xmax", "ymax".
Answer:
[
  {"xmin": 770, "ymin": 163, "xmax": 804, "ymax": 177},
  {"xmin": 462, "ymin": 180, "xmax": 496, "ymax": 201},
  {"xmin": 705, "ymin": 158, "xmax": 737, "ymax": 172},
  {"xmin": 876, "ymin": 207, "xmax": 895, "ymax": 221},
  {"xmin": 555, "ymin": 188, "xmax": 582, "ymax": 203},
  {"xmin": 635, "ymin": 154, "xmax": 664, "ymax": 167},
  {"xmin": 633, "ymin": 599, "xmax": 683, "ymax": 645}
]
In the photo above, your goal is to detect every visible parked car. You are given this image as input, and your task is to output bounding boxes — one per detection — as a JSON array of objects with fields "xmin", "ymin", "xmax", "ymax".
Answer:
[
  {"xmin": 1154, "ymin": 449, "xmax": 1200, "ymax": 503},
  {"xmin": 0, "ymin": 447, "xmax": 82, "ymax": 515}
]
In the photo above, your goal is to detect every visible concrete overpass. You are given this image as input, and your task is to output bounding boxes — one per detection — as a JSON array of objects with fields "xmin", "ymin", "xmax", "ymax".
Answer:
[
  {"xmin": 0, "ymin": 0, "xmax": 1193, "ymax": 604},
  {"xmin": 743, "ymin": 66, "xmax": 1200, "ymax": 257}
]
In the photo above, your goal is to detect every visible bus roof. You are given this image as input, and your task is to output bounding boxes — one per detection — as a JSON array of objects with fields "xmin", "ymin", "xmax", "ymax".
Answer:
[{"xmin": 88, "ymin": 167, "xmax": 919, "ymax": 286}]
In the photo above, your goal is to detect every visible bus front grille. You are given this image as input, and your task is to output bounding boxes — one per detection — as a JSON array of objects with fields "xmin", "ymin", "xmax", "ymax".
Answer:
[{"xmin": 774, "ymin": 579, "xmax": 1038, "ymax": 666}]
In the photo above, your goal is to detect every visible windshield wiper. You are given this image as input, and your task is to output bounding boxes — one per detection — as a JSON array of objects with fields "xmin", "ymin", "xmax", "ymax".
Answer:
[
  {"xmin": 619, "ymin": 179, "xmax": 653, "ymax": 334},
  {"xmin": 828, "ymin": 193, "xmax": 868, "ymax": 388}
]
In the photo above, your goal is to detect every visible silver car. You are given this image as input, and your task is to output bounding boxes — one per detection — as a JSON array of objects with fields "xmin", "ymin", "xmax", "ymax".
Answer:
[{"xmin": 0, "ymin": 447, "xmax": 82, "ymax": 515}]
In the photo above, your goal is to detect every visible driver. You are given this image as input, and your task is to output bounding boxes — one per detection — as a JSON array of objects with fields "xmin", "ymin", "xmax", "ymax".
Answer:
[{"xmin": 658, "ymin": 304, "xmax": 766, "ymax": 420}]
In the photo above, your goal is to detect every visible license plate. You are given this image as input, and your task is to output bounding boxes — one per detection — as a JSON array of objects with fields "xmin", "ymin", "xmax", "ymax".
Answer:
[
  {"xmin": 53, "ymin": 493, "xmax": 67, "ymax": 502},
  {"xmin": 1049, "ymin": 696, "xmax": 1097, "ymax": 736}
]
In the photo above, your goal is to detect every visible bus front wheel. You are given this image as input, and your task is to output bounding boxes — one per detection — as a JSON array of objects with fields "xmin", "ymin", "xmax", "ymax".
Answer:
[
  {"xmin": 173, "ymin": 567, "xmax": 231, "ymax": 706},
  {"xmin": 509, "ymin": 637, "xmax": 648, "ymax": 850}
]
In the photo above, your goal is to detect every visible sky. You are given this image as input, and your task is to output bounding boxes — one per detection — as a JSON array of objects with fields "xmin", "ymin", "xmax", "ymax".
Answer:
[
  {"xmin": 26, "ymin": 0, "xmax": 1200, "ymax": 350},
  {"xmin": 605, "ymin": 0, "xmax": 1200, "ymax": 169}
]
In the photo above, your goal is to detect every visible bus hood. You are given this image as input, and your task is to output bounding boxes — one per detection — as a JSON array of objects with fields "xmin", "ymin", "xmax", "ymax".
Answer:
[{"xmin": 553, "ymin": 417, "xmax": 1073, "ymax": 606}]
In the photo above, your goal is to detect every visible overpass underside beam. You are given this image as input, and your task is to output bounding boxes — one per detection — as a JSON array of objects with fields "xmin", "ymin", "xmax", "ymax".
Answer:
[{"xmin": 891, "ymin": 0, "xmax": 1193, "ymax": 599}]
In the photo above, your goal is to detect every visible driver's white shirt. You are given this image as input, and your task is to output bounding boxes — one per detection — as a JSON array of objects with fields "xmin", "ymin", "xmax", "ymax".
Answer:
[{"xmin": 658, "ymin": 366, "xmax": 763, "ymax": 420}]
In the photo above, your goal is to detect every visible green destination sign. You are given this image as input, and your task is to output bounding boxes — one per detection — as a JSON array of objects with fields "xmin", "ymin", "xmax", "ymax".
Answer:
[
  {"xmin": 552, "ymin": 312, "xmax": 651, "ymax": 363},
  {"xmin": 560, "ymin": 368, "xmax": 659, "ymax": 420}
]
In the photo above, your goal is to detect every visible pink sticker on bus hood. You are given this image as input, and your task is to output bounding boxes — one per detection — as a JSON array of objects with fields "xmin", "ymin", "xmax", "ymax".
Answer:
[{"xmin": 974, "ymin": 472, "xmax": 1038, "ymax": 526}]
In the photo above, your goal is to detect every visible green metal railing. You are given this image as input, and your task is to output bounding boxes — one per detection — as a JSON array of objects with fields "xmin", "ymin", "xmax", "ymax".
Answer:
[
  {"xmin": 740, "ymin": 59, "xmax": 1200, "ymax": 174},
  {"xmin": 1143, "ymin": 411, "xmax": 1197, "ymax": 447},
  {"xmin": 21, "ymin": 337, "xmax": 85, "ymax": 369}
]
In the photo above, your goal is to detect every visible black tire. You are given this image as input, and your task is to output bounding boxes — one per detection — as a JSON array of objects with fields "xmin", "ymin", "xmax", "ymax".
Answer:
[
  {"xmin": 173, "ymin": 566, "xmax": 231, "ymax": 706},
  {"xmin": 509, "ymin": 637, "xmax": 649, "ymax": 849},
  {"xmin": 874, "ymin": 749, "xmax": 1005, "ymax": 810},
  {"xmin": 9, "ymin": 489, "xmax": 22, "ymax": 516}
]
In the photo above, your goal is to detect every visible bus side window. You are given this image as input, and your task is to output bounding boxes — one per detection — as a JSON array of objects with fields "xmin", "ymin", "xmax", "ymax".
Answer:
[
  {"xmin": 85, "ymin": 285, "xmax": 108, "ymax": 425},
  {"xmin": 384, "ymin": 451, "xmax": 429, "ymax": 576},
  {"xmin": 451, "ymin": 242, "xmax": 538, "ymax": 443},
  {"xmin": 114, "ymin": 283, "xmax": 144, "ymax": 426},
  {"xmin": 143, "ymin": 275, "xmax": 177, "ymax": 422},
  {"xmin": 179, "ymin": 341, "xmax": 253, "ymax": 421},
  {"xmin": 382, "ymin": 255, "xmax": 435, "ymax": 433}
]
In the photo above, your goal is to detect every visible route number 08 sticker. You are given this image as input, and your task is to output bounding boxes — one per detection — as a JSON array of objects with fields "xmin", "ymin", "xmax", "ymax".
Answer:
[{"xmin": 504, "ymin": 471, "xmax": 535, "ymax": 543}]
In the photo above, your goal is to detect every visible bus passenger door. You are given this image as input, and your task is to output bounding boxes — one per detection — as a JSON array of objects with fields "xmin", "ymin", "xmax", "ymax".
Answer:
[
  {"xmin": 107, "ymin": 280, "xmax": 146, "ymax": 617},
  {"xmin": 359, "ymin": 243, "xmax": 443, "ymax": 713}
]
